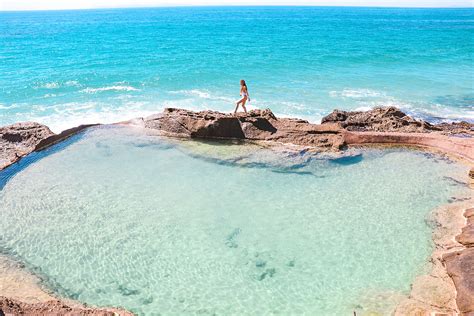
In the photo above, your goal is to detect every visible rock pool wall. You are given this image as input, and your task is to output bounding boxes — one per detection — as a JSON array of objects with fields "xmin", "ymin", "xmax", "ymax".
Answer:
[{"xmin": 0, "ymin": 106, "xmax": 473, "ymax": 315}]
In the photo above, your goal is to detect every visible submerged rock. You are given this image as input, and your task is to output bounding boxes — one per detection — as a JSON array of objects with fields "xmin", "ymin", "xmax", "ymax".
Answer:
[
  {"xmin": 144, "ymin": 108, "xmax": 346, "ymax": 152},
  {"xmin": 0, "ymin": 122, "xmax": 54, "ymax": 170}
]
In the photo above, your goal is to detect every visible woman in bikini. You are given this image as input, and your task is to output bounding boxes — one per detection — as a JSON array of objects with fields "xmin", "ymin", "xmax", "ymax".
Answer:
[{"xmin": 234, "ymin": 79, "xmax": 250, "ymax": 114}]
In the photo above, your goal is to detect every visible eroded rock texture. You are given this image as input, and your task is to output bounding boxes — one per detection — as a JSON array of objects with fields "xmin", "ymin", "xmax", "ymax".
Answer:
[
  {"xmin": 321, "ymin": 107, "xmax": 436, "ymax": 132},
  {"xmin": 144, "ymin": 108, "xmax": 345, "ymax": 151},
  {"xmin": 457, "ymin": 208, "xmax": 474, "ymax": 247},
  {"xmin": 0, "ymin": 122, "xmax": 54, "ymax": 170},
  {"xmin": 322, "ymin": 106, "xmax": 474, "ymax": 134},
  {"xmin": 0, "ymin": 296, "xmax": 133, "ymax": 316},
  {"xmin": 443, "ymin": 248, "xmax": 474, "ymax": 315}
]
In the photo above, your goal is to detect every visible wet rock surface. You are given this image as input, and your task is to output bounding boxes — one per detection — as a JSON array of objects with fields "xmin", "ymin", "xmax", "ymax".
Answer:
[
  {"xmin": 0, "ymin": 122, "xmax": 54, "ymax": 170},
  {"xmin": 144, "ymin": 108, "xmax": 345, "ymax": 151},
  {"xmin": 0, "ymin": 296, "xmax": 133, "ymax": 316}
]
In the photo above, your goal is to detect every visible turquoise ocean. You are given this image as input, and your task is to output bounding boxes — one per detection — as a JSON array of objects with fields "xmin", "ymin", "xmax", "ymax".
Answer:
[
  {"xmin": 1, "ymin": 7, "xmax": 474, "ymax": 315},
  {"xmin": 1, "ymin": 7, "xmax": 473, "ymax": 132}
]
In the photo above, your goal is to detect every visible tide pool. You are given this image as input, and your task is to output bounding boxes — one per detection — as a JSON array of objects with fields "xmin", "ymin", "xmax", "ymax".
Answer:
[
  {"xmin": 0, "ymin": 126, "xmax": 470, "ymax": 315},
  {"xmin": 1, "ymin": 7, "xmax": 473, "ymax": 132}
]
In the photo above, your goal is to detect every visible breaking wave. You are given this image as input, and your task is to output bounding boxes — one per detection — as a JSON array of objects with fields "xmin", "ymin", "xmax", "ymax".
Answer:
[{"xmin": 81, "ymin": 86, "xmax": 139, "ymax": 93}]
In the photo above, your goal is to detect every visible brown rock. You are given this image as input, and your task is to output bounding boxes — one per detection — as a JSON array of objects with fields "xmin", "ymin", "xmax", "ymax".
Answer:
[
  {"xmin": 443, "ymin": 248, "xmax": 474, "ymax": 314},
  {"xmin": 0, "ymin": 122, "xmax": 54, "ymax": 170},
  {"xmin": 436, "ymin": 121, "xmax": 474, "ymax": 135},
  {"xmin": 35, "ymin": 124, "xmax": 100, "ymax": 151},
  {"xmin": 409, "ymin": 275, "xmax": 457, "ymax": 310},
  {"xmin": 321, "ymin": 106, "xmax": 436, "ymax": 132},
  {"xmin": 470, "ymin": 169, "xmax": 474, "ymax": 189},
  {"xmin": 0, "ymin": 296, "xmax": 134, "ymax": 315},
  {"xmin": 456, "ymin": 208, "xmax": 474, "ymax": 248},
  {"xmin": 457, "ymin": 213, "xmax": 474, "ymax": 248},
  {"xmin": 343, "ymin": 131, "xmax": 474, "ymax": 162},
  {"xmin": 322, "ymin": 106, "xmax": 474, "ymax": 135},
  {"xmin": 144, "ymin": 108, "xmax": 346, "ymax": 151}
]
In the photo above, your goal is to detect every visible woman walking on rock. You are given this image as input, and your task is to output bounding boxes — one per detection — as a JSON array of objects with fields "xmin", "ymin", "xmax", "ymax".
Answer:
[{"xmin": 234, "ymin": 79, "xmax": 250, "ymax": 114}]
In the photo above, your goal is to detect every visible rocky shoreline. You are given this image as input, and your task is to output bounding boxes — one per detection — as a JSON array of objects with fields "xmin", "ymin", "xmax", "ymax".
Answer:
[
  {"xmin": 2, "ymin": 107, "xmax": 473, "ymax": 172},
  {"xmin": 1, "ymin": 106, "xmax": 473, "ymax": 315}
]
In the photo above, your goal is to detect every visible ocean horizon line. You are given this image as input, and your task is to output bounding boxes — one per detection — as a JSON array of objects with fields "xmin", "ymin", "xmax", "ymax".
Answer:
[{"xmin": 1, "ymin": 4, "xmax": 473, "ymax": 13}]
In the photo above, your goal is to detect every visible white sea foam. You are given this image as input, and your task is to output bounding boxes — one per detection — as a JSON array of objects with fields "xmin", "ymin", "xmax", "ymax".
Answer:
[
  {"xmin": 406, "ymin": 105, "xmax": 474, "ymax": 124},
  {"xmin": 354, "ymin": 106, "xmax": 374, "ymax": 112},
  {"xmin": 32, "ymin": 110, "xmax": 157, "ymax": 134},
  {"xmin": 65, "ymin": 80, "xmax": 81, "ymax": 87},
  {"xmin": 351, "ymin": 99, "xmax": 474, "ymax": 124},
  {"xmin": 330, "ymin": 89, "xmax": 384, "ymax": 98},
  {"xmin": 81, "ymin": 86, "xmax": 139, "ymax": 93},
  {"xmin": 169, "ymin": 89, "xmax": 235, "ymax": 103},
  {"xmin": 280, "ymin": 101, "xmax": 307, "ymax": 111},
  {"xmin": 40, "ymin": 82, "xmax": 60, "ymax": 89},
  {"xmin": 170, "ymin": 89, "xmax": 211, "ymax": 99}
]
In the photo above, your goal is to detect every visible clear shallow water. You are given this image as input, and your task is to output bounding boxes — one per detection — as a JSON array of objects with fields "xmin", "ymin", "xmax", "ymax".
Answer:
[
  {"xmin": 1, "ymin": 7, "xmax": 473, "ymax": 132},
  {"xmin": 0, "ymin": 126, "xmax": 470, "ymax": 315}
]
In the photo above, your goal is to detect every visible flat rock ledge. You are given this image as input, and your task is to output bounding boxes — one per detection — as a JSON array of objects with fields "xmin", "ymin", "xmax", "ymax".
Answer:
[
  {"xmin": 444, "ymin": 207, "xmax": 474, "ymax": 315},
  {"xmin": 395, "ymin": 200, "xmax": 474, "ymax": 316},
  {"xmin": 144, "ymin": 108, "xmax": 345, "ymax": 150},
  {"xmin": 0, "ymin": 122, "xmax": 98, "ymax": 171},
  {"xmin": 141, "ymin": 106, "xmax": 474, "ymax": 162},
  {"xmin": 2, "ymin": 107, "xmax": 473, "ymax": 172},
  {"xmin": 0, "ymin": 296, "xmax": 133, "ymax": 315},
  {"xmin": 0, "ymin": 122, "xmax": 54, "ymax": 170}
]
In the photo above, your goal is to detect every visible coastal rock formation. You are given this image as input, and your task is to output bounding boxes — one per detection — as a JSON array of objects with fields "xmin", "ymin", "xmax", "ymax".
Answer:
[
  {"xmin": 0, "ymin": 122, "xmax": 54, "ymax": 170},
  {"xmin": 0, "ymin": 106, "xmax": 473, "ymax": 315},
  {"xmin": 321, "ymin": 106, "xmax": 436, "ymax": 132},
  {"xmin": 435, "ymin": 205, "xmax": 474, "ymax": 316},
  {"xmin": 470, "ymin": 168, "xmax": 474, "ymax": 189},
  {"xmin": 2, "ymin": 107, "xmax": 473, "ymax": 172},
  {"xmin": 0, "ymin": 296, "xmax": 133, "ymax": 315},
  {"xmin": 437, "ymin": 121, "xmax": 474, "ymax": 136},
  {"xmin": 0, "ymin": 123, "xmax": 98, "ymax": 171},
  {"xmin": 456, "ymin": 208, "xmax": 474, "ymax": 247},
  {"xmin": 322, "ymin": 106, "xmax": 474, "ymax": 135},
  {"xmin": 141, "ymin": 107, "xmax": 474, "ymax": 162},
  {"xmin": 444, "ymin": 248, "xmax": 474, "ymax": 315},
  {"xmin": 144, "ymin": 108, "xmax": 345, "ymax": 151}
]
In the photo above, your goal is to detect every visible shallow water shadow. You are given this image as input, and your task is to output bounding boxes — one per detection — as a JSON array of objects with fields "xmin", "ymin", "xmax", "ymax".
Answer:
[
  {"xmin": 178, "ymin": 148, "xmax": 322, "ymax": 177},
  {"xmin": 0, "ymin": 132, "xmax": 86, "ymax": 191},
  {"xmin": 329, "ymin": 154, "xmax": 363, "ymax": 166}
]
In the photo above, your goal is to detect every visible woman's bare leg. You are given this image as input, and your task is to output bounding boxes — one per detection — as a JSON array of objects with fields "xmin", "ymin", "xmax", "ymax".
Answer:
[
  {"xmin": 241, "ymin": 98, "xmax": 248, "ymax": 113},
  {"xmin": 234, "ymin": 98, "xmax": 245, "ymax": 114}
]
